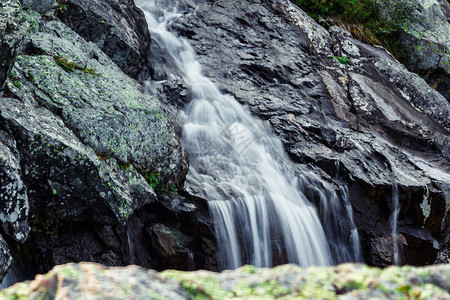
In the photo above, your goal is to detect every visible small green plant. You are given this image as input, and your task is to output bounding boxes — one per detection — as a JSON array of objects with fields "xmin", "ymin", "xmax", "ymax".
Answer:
[
  {"xmin": 54, "ymin": 55, "xmax": 99, "ymax": 75},
  {"xmin": 293, "ymin": 0, "xmax": 420, "ymax": 65},
  {"xmin": 145, "ymin": 172, "xmax": 160, "ymax": 190},
  {"xmin": 83, "ymin": 66, "xmax": 99, "ymax": 75},
  {"xmin": 57, "ymin": 0, "xmax": 68, "ymax": 13},
  {"xmin": 332, "ymin": 55, "xmax": 350, "ymax": 65},
  {"xmin": 54, "ymin": 55, "xmax": 77, "ymax": 72},
  {"xmin": 145, "ymin": 171, "xmax": 178, "ymax": 194},
  {"xmin": 118, "ymin": 161, "xmax": 132, "ymax": 170},
  {"xmin": 13, "ymin": 80, "xmax": 22, "ymax": 88},
  {"xmin": 158, "ymin": 184, "xmax": 178, "ymax": 194}
]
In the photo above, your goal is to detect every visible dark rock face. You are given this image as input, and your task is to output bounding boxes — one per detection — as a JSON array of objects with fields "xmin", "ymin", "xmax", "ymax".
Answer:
[
  {"xmin": 165, "ymin": 0, "xmax": 450, "ymax": 266},
  {"xmin": 20, "ymin": 0, "xmax": 56, "ymax": 15},
  {"xmin": 0, "ymin": 0, "xmax": 29, "ymax": 90},
  {"xmin": 59, "ymin": 0, "xmax": 151, "ymax": 79},
  {"xmin": 0, "ymin": 131, "xmax": 29, "ymax": 243}
]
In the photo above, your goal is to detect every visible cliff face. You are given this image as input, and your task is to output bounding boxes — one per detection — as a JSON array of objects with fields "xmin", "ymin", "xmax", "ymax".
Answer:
[{"xmin": 0, "ymin": 0, "xmax": 449, "ymax": 284}]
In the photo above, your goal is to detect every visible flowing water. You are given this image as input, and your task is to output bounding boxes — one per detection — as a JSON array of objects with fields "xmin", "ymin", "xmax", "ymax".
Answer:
[
  {"xmin": 390, "ymin": 185, "xmax": 402, "ymax": 265},
  {"xmin": 0, "ymin": 269, "xmax": 17, "ymax": 290},
  {"xmin": 137, "ymin": 0, "xmax": 360, "ymax": 269}
]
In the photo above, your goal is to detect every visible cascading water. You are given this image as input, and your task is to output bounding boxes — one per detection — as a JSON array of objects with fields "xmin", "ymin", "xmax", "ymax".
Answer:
[
  {"xmin": 137, "ymin": 0, "xmax": 360, "ymax": 269},
  {"xmin": 0, "ymin": 269, "xmax": 17, "ymax": 290},
  {"xmin": 390, "ymin": 185, "xmax": 402, "ymax": 265},
  {"xmin": 298, "ymin": 170, "xmax": 362, "ymax": 263}
]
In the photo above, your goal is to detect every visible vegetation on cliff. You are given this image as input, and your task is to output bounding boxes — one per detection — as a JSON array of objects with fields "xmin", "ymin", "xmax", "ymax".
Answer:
[
  {"xmin": 293, "ymin": 0, "xmax": 450, "ymax": 98},
  {"xmin": 293, "ymin": 0, "xmax": 417, "ymax": 59}
]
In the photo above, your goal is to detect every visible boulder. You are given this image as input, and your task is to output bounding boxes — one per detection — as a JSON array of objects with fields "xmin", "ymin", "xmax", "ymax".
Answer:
[{"xmin": 58, "ymin": 0, "xmax": 151, "ymax": 79}]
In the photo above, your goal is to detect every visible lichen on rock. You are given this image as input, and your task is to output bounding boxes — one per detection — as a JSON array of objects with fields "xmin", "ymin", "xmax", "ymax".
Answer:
[{"xmin": 1, "ymin": 262, "xmax": 449, "ymax": 299}]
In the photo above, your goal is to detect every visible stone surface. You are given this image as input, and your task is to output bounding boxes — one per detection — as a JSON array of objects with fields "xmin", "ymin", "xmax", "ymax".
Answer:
[
  {"xmin": 0, "ymin": 0, "xmax": 29, "ymax": 90},
  {"xmin": 0, "ymin": 131, "xmax": 29, "ymax": 243},
  {"xmin": 0, "ymin": 1, "xmax": 214, "ymax": 278},
  {"xmin": 59, "ymin": 0, "xmax": 151, "ymax": 79},
  {"xmin": 375, "ymin": 0, "xmax": 450, "ymax": 100},
  {"xmin": 20, "ymin": 0, "xmax": 56, "ymax": 15},
  {"xmin": 0, "ymin": 237, "xmax": 12, "ymax": 283},
  {"xmin": 1, "ymin": 262, "xmax": 450, "ymax": 299},
  {"xmin": 165, "ymin": 0, "xmax": 450, "ymax": 266}
]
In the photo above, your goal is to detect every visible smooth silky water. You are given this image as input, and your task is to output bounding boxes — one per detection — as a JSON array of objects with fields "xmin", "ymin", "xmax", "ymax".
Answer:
[
  {"xmin": 136, "ymin": 0, "xmax": 361, "ymax": 270},
  {"xmin": 390, "ymin": 185, "xmax": 402, "ymax": 265}
]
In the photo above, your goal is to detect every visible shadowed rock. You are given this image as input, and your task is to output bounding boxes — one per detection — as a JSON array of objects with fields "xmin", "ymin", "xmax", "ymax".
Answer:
[{"xmin": 58, "ymin": 0, "xmax": 151, "ymax": 79}]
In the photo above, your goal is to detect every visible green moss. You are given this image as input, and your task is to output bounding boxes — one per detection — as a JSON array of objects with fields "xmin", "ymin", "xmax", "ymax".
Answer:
[
  {"xmin": 238, "ymin": 265, "xmax": 259, "ymax": 275},
  {"xmin": 118, "ymin": 161, "xmax": 132, "ymax": 170},
  {"xmin": 299, "ymin": 284, "xmax": 338, "ymax": 299},
  {"xmin": 0, "ymin": 282, "xmax": 29, "ymax": 299},
  {"xmin": 335, "ymin": 265, "xmax": 381, "ymax": 292},
  {"xmin": 250, "ymin": 281, "xmax": 290, "ymax": 298},
  {"xmin": 144, "ymin": 171, "xmax": 178, "ymax": 194},
  {"xmin": 57, "ymin": 266, "xmax": 80, "ymax": 279},
  {"xmin": 162, "ymin": 271, "xmax": 232, "ymax": 300},
  {"xmin": 415, "ymin": 268, "xmax": 431, "ymax": 281},
  {"xmin": 147, "ymin": 291, "xmax": 169, "ymax": 300}
]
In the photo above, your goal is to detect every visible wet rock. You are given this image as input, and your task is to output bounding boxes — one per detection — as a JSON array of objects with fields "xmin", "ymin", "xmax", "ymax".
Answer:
[
  {"xmin": 168, "ymin": 0, "xmax": 450, "ymax": 266},
  {"xmin": 0, "ymin": 0, "xmax": 29, "ymax": 90},
  {"xmin": 125, "ymin": 193, "xmax": 217, "ymax": 271},
  {"xmin": 149, "ymin": 223, "xmax": 192, "ymax": 268},
  {"xmin": 59, "ymin": 0, "xmax": 151, "ymax": 78},
  {"xmin": 3, "ymin": 262, "xmax": 449, "ymax": 299}
]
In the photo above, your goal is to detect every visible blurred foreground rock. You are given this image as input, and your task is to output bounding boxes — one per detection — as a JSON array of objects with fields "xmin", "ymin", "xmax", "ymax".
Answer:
[{"xmin": 1, "ymin": 262, "xmax": 449, "ymax": 299}]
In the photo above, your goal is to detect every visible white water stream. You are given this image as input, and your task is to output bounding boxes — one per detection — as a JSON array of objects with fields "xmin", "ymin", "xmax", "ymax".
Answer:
[
  {"xmin": 137, "ymin": 0, "xmax": 361, "ymax": 269},
  {"xmin": 390, "ymin": 185, "xmax": 402, "ymax": 265}
]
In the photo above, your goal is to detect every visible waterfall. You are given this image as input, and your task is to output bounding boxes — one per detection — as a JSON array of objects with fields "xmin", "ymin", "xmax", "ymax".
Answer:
[
  {"xmin": 136, "ymin": 0, "xmax": 361, "ymax": 269},
  {"xmin": 390, "ymin": 185, "xmax": 402, "ymax": 265},
  {"xmin": 0, "ymin": 269, "xmax": 17, "ymax": 290},
  {"xmin": 0, "ymin": 262, "xmax": 21, "ymax": 290}
]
